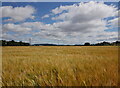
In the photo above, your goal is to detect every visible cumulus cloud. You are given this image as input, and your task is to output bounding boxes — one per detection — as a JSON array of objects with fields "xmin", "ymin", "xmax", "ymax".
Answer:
[
  {"xmin": 1, "ymin": 5, "xmax": 36, "ymax": 22},
  {"xmin": 2, "ymin": 22, "xmax": 57, "ymax": 37},
  {"xmin": 49, "ymin": 1, "xmax": 118, "ymax": 34},
  {"xmin": 52, "ymin": 20, "xmax": 107, "ymax": 33},
  {"xmin": 52, "ymin": 1, "xmax": 117, "ymax": 22},
  {"xmin": 41, "ymin": 14, "xmax": 49, "ymax": 19},
  {"xmin": 3, "ymin": 23, "xmax": 32, "ymax": 33}
]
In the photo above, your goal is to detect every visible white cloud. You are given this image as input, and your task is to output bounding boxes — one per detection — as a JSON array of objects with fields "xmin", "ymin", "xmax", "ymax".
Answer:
[
  {"xmin": 1, "ymin": 6, "xmax": 36, "ymax": 22},
  {"xmin": 108, "ymin": 17, "xmax": 120, "ymax": 27},
  {"xmin": 2, "ymin": 33, "xmax": 19, "ymax": 40},
  {"xmin": 41, "ymin": 14, "xmax": 49, "ymax": 19},
  {"xmin": 3, "ymin": 23, "xmax": 32, "ymax": 33},
  {"xmin": 95, "ymin": 31, "xmax": 118, "ymax": 41},
  {"xmin": 52, "ymin": 1, "xmax": 117, "ymax": 22},
  {"xmin": 49, "ymin": 1, "xmax": 118, "ymax": 34},
  {"xmin": 2, "ymin": 21, "xmax": 57, "ymax": 37},
  {"xmin": 2, "ymin": 21, "xmax": 118, "ymax": 44},
  {"xmin": 3, "ymin": 19, "xmax": 13, "ymax": 22},
  {"xmin": 52, "ymin": 19, "xmax": 107, "ymax": 33}
]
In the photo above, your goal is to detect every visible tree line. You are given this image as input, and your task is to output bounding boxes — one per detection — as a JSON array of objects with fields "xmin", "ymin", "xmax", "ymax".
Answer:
[
  {"xmin": 0, "ymin": 40, "xmax": 30, "ymax": 46},
  {"xmin": 0, "ymin": 40, "xmax": 120, "ymax": 46},
  {"xmin": 82, "ymin": 41, "xmax": 120, "ymax": 46}
]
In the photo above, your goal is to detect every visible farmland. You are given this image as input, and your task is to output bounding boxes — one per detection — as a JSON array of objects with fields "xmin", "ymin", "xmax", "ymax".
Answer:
[{"xmin": 2, "ymin": 46, "xmax": 118, "ymax": 86}]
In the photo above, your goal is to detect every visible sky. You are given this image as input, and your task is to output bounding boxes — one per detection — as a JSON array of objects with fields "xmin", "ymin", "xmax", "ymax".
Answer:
[
  {"xmin": 1, "ymin": 1, "xmax": 120, "ymax": 44},
  {"xmin": 1, "ymin": 0, "xmax": 119, "ymax": 2}
]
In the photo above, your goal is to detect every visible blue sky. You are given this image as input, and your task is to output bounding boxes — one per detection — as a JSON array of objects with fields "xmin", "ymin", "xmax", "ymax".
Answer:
[
  {"xmin": 1, "ymin": 2, "xmax": 119, "ymax": 44},
  {"xmin": 1, "ymin": 0, "xmax": 120, "ymax": 2}
]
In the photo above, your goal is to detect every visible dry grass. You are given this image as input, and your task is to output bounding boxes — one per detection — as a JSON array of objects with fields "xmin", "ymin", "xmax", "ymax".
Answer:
[{"xmin": 2, "ymin": 46, "xmax": 118, "ymax": 86}]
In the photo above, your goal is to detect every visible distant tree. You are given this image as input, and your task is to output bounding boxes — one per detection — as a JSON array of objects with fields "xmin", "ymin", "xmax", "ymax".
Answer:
[
  {"xmin": 1, "ymin": 40, "xmax": 30, "ymax": 46},
  {"xmin": 102, "ymin": 41, "xmax": 111, "ymax": 46},
  {"xmin": 84, "ymin": 42, "xmax": 90, "ymax": 46},
  {"xmin": 19, "ymin": 41, "xmax": 23, "ymax": 46},
  {"xmin": 2, "ymin": 40, "xmax": 7, "ymax": 46},
  {"xmin": 7, "ymin": 40, "xmax": 15, "ymax": 46},
  {"xmin": 115, "ymin": 41, "xmax": 120, "ymax": 46},
  {"xmin": 0, "ymin": 40, "xmax": 2, "ymax": 46}
]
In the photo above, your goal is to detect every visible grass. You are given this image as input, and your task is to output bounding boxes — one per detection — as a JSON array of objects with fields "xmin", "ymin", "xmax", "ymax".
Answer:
[{"xmin": 2, "ymin": 46, "xmax": 118, "ymax": 86}]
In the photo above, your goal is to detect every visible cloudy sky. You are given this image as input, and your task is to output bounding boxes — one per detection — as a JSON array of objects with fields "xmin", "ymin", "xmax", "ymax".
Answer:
[{"xmin": 1, "ymin": 1, "xmax": 119, "ymax": 44}]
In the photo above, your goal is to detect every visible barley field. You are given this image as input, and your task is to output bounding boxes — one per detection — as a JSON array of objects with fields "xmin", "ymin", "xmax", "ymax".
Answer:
[{"xmin": 2, "ymin": 46, "xmax": 118, "ymax": 86}]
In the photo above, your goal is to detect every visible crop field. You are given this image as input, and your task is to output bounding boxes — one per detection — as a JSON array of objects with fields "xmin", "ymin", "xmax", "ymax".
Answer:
[{"xmin": 2, "ymin": 46, "xmax": 118, "ymax": 86}]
